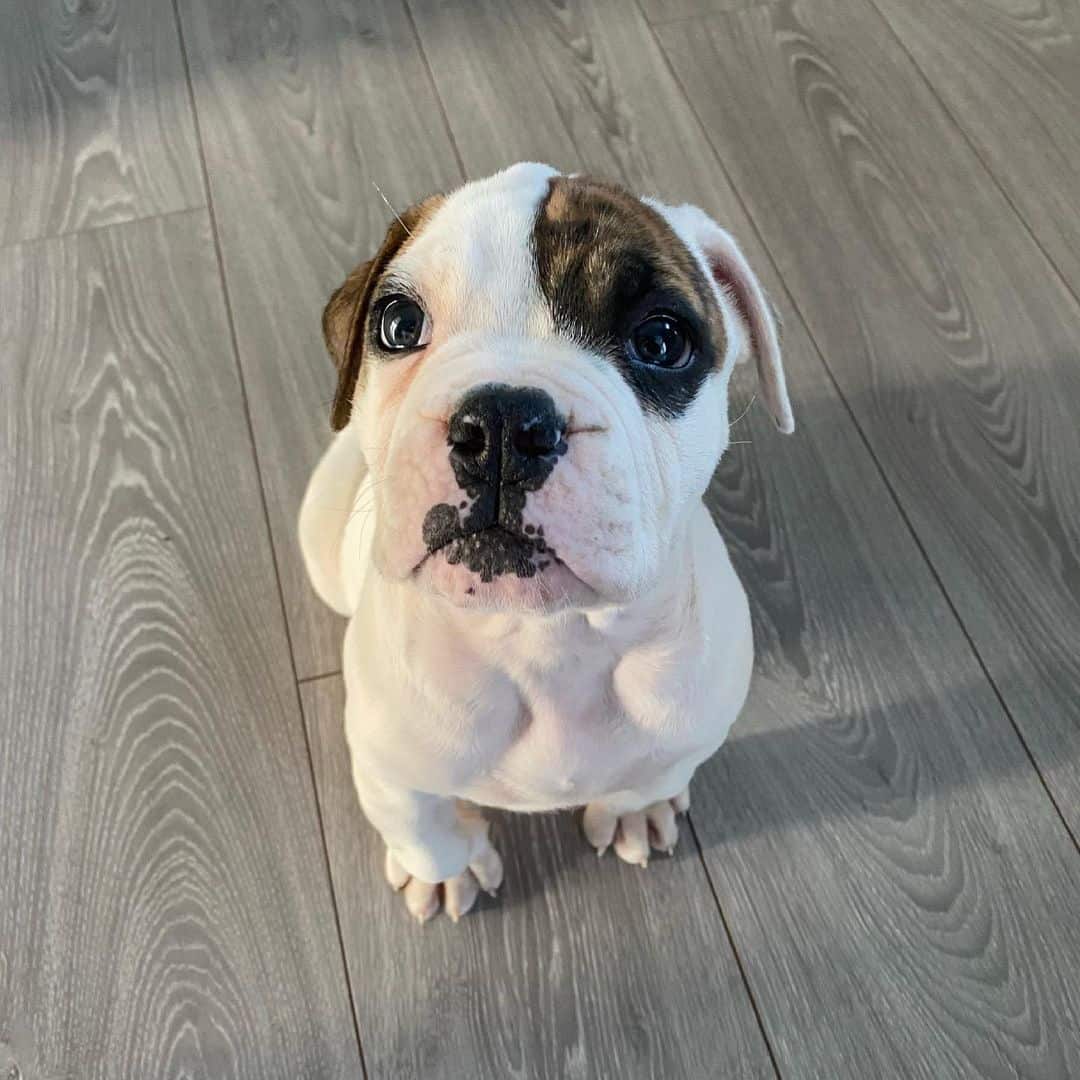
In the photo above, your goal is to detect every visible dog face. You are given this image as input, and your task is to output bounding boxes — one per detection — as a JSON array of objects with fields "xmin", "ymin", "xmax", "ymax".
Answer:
[{"xmin": 322, "ymin": 163, "xmax": 792, "ymax": 612}]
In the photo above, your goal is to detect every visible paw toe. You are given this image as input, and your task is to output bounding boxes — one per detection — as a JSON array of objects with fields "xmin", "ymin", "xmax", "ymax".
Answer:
[
  {"xmin": 583, "ymin": 803, "xmax": 619, "ymax": 853},
  {"xmin": 613, "ymin": 811, "xmax": 651, "ymax": 867},
  {"xmin": 469, "ymin": 843, "xmax": 504, "ymax": 895},
  {"xmin": 444, "ymin": 871, "xmax": 480, "ymax": 922},
  {"xmin": 404, "ymin": 877, "xmax": 440, "ymax": 924},
  {"xmin": 646, "ymin": 800, "xmax": 679, "ymax": 852},
  {"xmin": 384, "ymin": 850, "xmax": 411, "ymax": 891}
]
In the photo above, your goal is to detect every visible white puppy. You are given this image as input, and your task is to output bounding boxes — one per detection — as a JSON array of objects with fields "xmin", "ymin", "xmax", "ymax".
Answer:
[{"xmin": 300, "ymin": 163, "xmax": 793, "ymax": 922}]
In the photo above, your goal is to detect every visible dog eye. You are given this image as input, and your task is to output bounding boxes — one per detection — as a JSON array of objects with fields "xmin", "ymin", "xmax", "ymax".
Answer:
[
  {"xmin": 378, "ymin": 296, "xmax": 430, "ymax": 351},
  {"xmin": 627, "ymin": 313, "xmax": 692, "ymax": 369}
]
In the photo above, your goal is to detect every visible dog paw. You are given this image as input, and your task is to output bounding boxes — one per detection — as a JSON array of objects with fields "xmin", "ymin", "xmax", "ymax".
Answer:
[
  {"xmin": 582, "ymin": 788, "xmax": 690, "ymax": 867},
  {"xmin": 383, "ymin": 839, "xmax": 504, "ymax": 924}
]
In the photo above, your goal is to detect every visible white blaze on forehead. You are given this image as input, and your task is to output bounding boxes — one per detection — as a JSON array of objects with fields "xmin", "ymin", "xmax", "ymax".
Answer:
[{"xmin": 387, "ymin": 162, "xmax": 560, "ymax": 340}]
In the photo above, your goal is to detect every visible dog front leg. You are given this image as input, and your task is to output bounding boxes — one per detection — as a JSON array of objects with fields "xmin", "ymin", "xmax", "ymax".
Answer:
[{"xmin": 350, "ymin": 764, "xmax": 503, "ymax": 923}]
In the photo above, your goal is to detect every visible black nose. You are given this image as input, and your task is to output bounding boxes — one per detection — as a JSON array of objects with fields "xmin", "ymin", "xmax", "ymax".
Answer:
[{"xmin": 447, "ymin": 384, "xmax": 566, "ymax": 490}]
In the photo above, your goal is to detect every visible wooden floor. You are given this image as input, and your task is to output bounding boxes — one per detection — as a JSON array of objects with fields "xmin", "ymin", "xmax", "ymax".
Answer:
[{"xmin": 3, "ymin": 0, "xmax": 1079, "ymax": 1075}]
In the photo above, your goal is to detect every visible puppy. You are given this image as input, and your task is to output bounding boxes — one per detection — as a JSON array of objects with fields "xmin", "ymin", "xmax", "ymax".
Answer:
[{"xmin": 299, "ymin": 163, "xmax": 793, "ymax": 923}]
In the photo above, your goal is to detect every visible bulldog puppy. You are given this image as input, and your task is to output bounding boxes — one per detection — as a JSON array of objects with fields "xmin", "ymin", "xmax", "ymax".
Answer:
[{"xmin": 299, "ymin": 163, "xmax": 793, "ymax": 923}]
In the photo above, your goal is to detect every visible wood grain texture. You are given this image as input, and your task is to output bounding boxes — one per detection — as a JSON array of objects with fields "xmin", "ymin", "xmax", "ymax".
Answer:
[
  {"xmin": 869, "ymin": 0, "xmax": 1080, "ymax": 295},
  {"xmin": 701, "ymin": 357, "xmax": 1080, "ymax": 1079},
  {"xmin": 0, "ymin": 0, "xmax": 203, "ymax": 246},
  {"xmin": 408, "ymin": 0, "xmax": 1080, "ymax": 1074},
  {"xmin": 406, "ymin": 0, "xmax": 767, "ymax": 199},
  {"xmin": 0, "ymin": 213, "xmax": 360, "ymax": 1079},
  {"xmin": 656, "ymin": 0, "xmax": 1080, "ymax": 838},
  {"xmin": 301, "ymin": 676, "xmax": 775, "ymax": 1080},
  {"xmin": 638, "ymin": 0, "xmax": 773, "ymax": 22},
  {"xmin": 174, "ymin": 0, "xmax": 464, "ymax": 679}
]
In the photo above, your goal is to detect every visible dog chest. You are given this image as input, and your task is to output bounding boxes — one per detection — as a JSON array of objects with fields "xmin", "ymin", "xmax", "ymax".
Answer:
[{"xmin": 445, "ymin": 633, "xmax": 732, "ymax": 810}]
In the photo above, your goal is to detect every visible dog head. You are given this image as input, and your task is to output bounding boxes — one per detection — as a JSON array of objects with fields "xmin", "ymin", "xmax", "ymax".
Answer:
[{"xmin": 322, "ymin": 163, "xmax": 793, "ymax": 612}]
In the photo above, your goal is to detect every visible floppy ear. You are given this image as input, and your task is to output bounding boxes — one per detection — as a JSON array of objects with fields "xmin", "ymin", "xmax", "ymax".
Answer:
[
  {"xmin": 322, "ymin": 257, "xmax": 378, "ymax": 431},
  {"xmin": 321, "ymin": 211, "xmax": 419, "ymax": 431},
  {"xmin": 659, "ymin": 204, "xmax": 794, "ymax": 433},
  {"xmin": 701, "ymin": 223, "xmax": 793, "ymax": 433}
]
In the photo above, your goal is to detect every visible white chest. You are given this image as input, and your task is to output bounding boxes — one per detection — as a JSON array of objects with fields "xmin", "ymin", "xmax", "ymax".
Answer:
[{"xmin": 345, "ymin": 557, "xmax": 753, "ymax": 812}]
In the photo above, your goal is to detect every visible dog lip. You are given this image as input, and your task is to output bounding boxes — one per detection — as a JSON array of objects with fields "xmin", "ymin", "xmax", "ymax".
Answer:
[
  {"xmin": 415, "ymin": 523, "xmax": 534, "ymax": 565},
  {"xmin": 412, "ymin": 536, "xmax": 598, "ymax": 605},
  {"xmin": 410, "ymin": 522, "xmax": 572, "ymax": 587}
]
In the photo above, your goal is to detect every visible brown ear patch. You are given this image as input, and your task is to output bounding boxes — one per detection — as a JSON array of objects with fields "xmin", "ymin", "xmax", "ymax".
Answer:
[{"xmin": 323, "ymin": 193, "xmax": 445, "ymax": 430}]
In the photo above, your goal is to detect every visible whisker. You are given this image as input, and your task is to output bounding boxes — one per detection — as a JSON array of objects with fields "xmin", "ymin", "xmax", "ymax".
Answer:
[
  {"xmin": 728, "ymin": 394, "xmax": 757, "ymax": 428},
  {"xmin": 372, "ymin": 180, "xmax": 413, "ymax": 237},
  {"xmin": 344, "ymin": 468, "xmax": 402, "ymax": 522}
]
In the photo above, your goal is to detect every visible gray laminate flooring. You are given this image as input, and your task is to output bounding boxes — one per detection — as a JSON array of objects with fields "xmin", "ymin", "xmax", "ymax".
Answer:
[{"xmin": 3, "ymin": 1, "xmax": 1078, "ymax": 1076}]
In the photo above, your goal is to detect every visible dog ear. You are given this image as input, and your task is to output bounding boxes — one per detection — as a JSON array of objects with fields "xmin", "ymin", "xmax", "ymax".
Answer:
[
  {"xmin": 660, "ymin": 204, "xmax": 794, "ymax": 433},
  {"xmin": 323, "ymin": 258, "xmax": 375, "ymax": 430},
  {"xmin": 701, "ymin": 223, "xmax": 793, "ymax": 434},
  {"xmin": 322, "ymin": 210, "xmax": 422, "ymax": 431}
]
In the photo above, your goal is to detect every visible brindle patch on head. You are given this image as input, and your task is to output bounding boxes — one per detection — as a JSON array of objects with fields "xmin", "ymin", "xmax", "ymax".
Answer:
[
  {"xmin": 531, "ymin": 175, "xmax": 725, "ymax": 418},
  {"xmin": 322, "ymin": 193, "xmax": 445, "ymax": 430}
]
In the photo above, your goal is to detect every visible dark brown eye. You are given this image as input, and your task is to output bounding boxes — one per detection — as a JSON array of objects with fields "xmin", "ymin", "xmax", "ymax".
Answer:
[
  {"xmin": 628, "ymin": 313, "xmax": 692, "ymax": 369},
  {"xmin": 378, "ymin": 296, "xmax": 430, "ymax": 351}
]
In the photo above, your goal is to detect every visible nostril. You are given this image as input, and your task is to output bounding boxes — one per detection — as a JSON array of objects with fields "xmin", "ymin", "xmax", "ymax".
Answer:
[
  {"xmin": 447, "ymin": 385, "xmax": 565, "ymax": 481},
  {"xmin": 512, "ymin": 419, "xmax": 561, "ymax": 459},
  {"xmin": 450, "ymin": 416, "xmax": 487, "ymax": 459}
]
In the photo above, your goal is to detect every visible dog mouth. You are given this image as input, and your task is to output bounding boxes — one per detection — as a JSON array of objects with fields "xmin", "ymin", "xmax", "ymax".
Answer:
[
  {"xmin": 418, "ymin": 522, "xmax": 559, "ymax": 584},
  {"xmin": 408, "ymin": 498, "xmax": 598, "ymax": 609}
]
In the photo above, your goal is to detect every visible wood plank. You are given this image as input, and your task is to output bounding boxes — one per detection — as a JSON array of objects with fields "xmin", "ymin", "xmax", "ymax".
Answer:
[
  {"xmin": 408, "ymin": 0, "xmax": 1080, "ymax": 1075},
  {"xmin": 869, "ymin": 0, "xmax": 1080, "ymax": 295},
  {"xmin": 175, "ymin": 0, "xmax": 464, "ymax": 679},
  {"xmin": 638, "ymin": 0, "xmax": 772, "ymax": 23},
  {"xmin": 404, "ymin": 0, "xmax": 756, "ymax": 198},
  {"xmin": 0, "ymin": 0, "xmax": 202, "ymax": 246},
  {"xmin": 301, "ymin": 676, "xmax": 775, "ymax": 1080},
  {"xmin": 656, "ymin": 0, "xmax": 1080, "ymax": 838},
  {"xmin": 0, "ymin": 213, "xmax": 360, "ymax": 1079}
]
